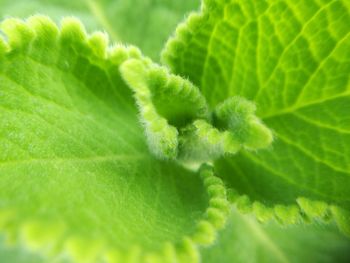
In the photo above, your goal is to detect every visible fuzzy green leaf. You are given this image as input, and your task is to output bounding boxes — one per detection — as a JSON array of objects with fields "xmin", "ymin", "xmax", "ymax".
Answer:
[
  {"xmin": 120, "ymin": 58, "xmax": 272, "ymax": 162},
  {"xmin": 213, "ymin": 96, "xmax": 273, "ymax": 149},
  {"xmin": 120, "ymin": 58, "xmax": 209, "ymax": 159},
  {"xmin": 0, "ymin": 16, "xmax": 229, "ymax": 262},
  {"xmin": 163, "ymin": 0, "xmax": 350, "ymax": 229},
  {"xmin": 202, "ymin": 208, "xmax": 350, "ymax": 263},
  {"xmin": 0, "ymin": 0, "xmax": 200, "ymax": 59}
]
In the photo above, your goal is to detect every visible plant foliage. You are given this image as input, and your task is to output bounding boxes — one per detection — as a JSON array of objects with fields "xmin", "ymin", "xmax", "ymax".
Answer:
[{"xmin": 0, "ymin": 0, "xmax": 349, "ymax": 262}]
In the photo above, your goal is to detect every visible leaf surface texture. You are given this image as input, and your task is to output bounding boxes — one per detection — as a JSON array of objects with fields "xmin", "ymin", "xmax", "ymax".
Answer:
[
  {"xmin": 0, "ymin": 16, "xmax": 228, "ymax": 262},
  {"xmin": 0, "ymin": 0, "xmax": 200, "ymax": 59},
  {"xmin": 163, "ymin": 0, "xmax": 350, "ymax": 224}
]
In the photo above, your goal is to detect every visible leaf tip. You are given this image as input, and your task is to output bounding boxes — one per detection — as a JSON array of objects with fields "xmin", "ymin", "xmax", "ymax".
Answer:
[
  {"xmin": 60, "ymin": 17, "xmax": 87, "ymax": 44},
  {"xmin": 88, "ymin": 31, "xmax": 109, "ymax": 58},
  {"xmin": 214, "ymin": 96, "xmax": 273, "ymax": 151},
  {"xmin": 26, "ymin": 15, "xmax": 59, "ymax": 44},
  {"xmin": 109, "ymin": 45, "xmax": 129, "ymax": 65}
]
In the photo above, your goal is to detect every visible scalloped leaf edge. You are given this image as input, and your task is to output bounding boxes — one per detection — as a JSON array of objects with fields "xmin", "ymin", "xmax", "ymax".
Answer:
[
  {"xmin": 0, "ymin": 165, "xmax": 229, "ymax": 263},
  {"xmin": 161, "ymin": 0, "xmax": 228, "ymax": 70},
  {"xmin": 161, "ymin": 0, "xmax": 350, "ymax": 238},
  {"xmin": 0, "ymin": 15, "xmax": 233, "ymax": 263},
  {"xmin": 228, "ymin": 188, "xmax": 350, "ymax": 237}
]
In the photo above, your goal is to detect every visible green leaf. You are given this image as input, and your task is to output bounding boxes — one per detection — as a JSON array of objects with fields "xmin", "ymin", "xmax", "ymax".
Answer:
[
  {"xmin": 201, "ymin": 208, "xmax": 350, "ymax": 263},
  {"xmin": 213, "ymin": 96, "xmax": 273, "ymax": 149},
  {"xmin": 120, "ymin": 58, "xmax": 272, "ymax": 162},
  {"xmin": 162, "ymin": 0, "xmax": 350, "ymax": 226},
  {"xmin": 120, "ymin": 58, "xmax": 209, "ymax": 159},
  {"xmin": 225, "ymin": 188, "xmax": 350, "ymax": 236},
  {"xmin": 0, "ymin": 0, "xmax": 200, "ymax": 59},
  {"xmin": 0, "ymin": 16, "xmax": 229, "ymax": 262}
]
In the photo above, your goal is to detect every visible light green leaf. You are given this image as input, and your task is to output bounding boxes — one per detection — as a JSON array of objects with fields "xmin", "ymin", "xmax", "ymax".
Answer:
[
  {"xmin": 0, "ymin": 16, "xmax": 229, "ymax": 262},
  {"xmin": 162, "ymin": 0, "xmax": 350, "ymax": 226},
  {"xmin": 225, "ymin": 189, "xmax": 350, "ymax": 237},
  {"xmin": 213, "ymin": 96, "xmax": 273, "ymax": 149},
  {"xmin": 120, "ymin": 58, "xmax": 209, "ymax": 159},
  {"xmin": 0, "ymin": 0, "xmax": 200, "ymax": 59},
  {"xmin": 201, "ymin": 208, "xmax": 350, "ymax": 263},
  {"xmin": 120, "ymin": 58, "xmax": 272, "ymax": 162}
]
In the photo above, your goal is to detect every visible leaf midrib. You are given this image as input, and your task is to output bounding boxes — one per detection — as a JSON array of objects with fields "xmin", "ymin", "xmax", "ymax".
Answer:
[
  {"xmin": 260, "ymin": 91, "xmax": 350, "ymax": 120},
  {"xmin": 241, "ymin": 152, "xmax": 350, "ymax": 202},
  {"xmin": 274, "ymin": 130, "xmax": 349, "ymax": 174}
]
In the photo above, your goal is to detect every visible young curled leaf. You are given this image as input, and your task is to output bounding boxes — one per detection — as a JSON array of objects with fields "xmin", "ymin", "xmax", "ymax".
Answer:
[
  {"xmin": 120, "ymin": 58, "xmax": 209, "ymax": 159},
  {"xmin": 214, "ymin": 96, "xmax": 273, "ymax": 150},
  {"xmin": 163, "ymin": 0, "xmax": 350, "ymax": 237},
  {"xmin": 120, "ymin": 59, "xmax": 273, "ymax": 163}
]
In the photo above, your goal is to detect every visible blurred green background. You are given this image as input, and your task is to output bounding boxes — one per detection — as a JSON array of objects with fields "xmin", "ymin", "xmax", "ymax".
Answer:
[{"xmin": 0, "ymin": 0, "xmax": 200, "ymax": 60}]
